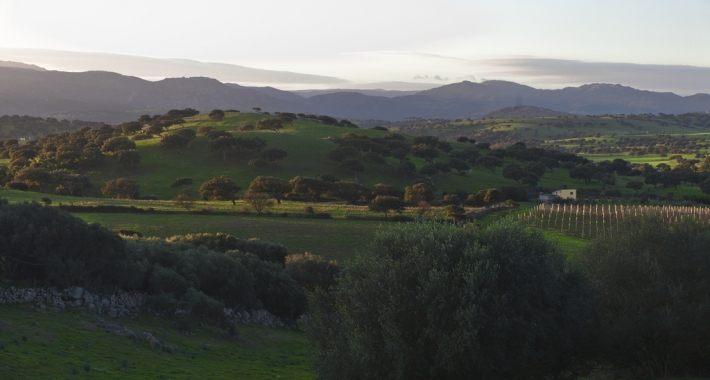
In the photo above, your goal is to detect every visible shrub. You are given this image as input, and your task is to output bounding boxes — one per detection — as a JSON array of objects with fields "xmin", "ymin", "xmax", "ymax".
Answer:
[
  {"xmin": 5, "ymin": 181, "xmax": 28, "ymax": 191},
  {"xmin": 230, "ymin": 251, "xmax": 307, "ymax": 319},
  {"xmin": 166, "ymin": 233, "xmax": 289, "ymax": 264},
  {"xmin": 285, "ymin": 253, "xmax": 341, "ymax": 291},
  {"xmin": 306, "ymin": 220, "xmax": 594, "ymax": 379},
  {"xmin": 170, "ymin": 177, "xmax": 193, "ymax": 188},
  {"xmin": 574, "ymin": 216, "xmax": 710, "ymax": 377}
]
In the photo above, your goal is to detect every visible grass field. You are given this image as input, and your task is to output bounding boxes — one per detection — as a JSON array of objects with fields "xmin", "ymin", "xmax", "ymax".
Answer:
[
  {"xmin": 75, "ymin": 212, "xmax": 383, "ymax": 261},
  {"xmin": 0, "ymin": 304, "xmax": 312, "ymax": 380}
]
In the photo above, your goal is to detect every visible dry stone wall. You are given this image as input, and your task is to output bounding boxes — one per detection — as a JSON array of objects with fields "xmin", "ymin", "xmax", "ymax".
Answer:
[{"xmin": 0, "ymin": 285, "xmax": 285, "ymax": 328}]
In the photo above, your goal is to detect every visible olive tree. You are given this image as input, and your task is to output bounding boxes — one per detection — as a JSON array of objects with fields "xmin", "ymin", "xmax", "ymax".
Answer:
[{"xmin": 306, "ymin": 220, "xmax": 595, "ymax": 380}]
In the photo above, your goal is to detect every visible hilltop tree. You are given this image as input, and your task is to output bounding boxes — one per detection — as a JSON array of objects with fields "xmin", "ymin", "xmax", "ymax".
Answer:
[
  {"xmin": 539, "ymin": 157, "xmax": 559, "ymax": 172},
  {"xmin": 364, "ymin": 152, "xmax": 387, "ymax": 172},
  {"xmin": 448, "ymin": 158, "xmax": 470, "ymax": 174},
  {"xmin": 80, "ymin": 147, "xmax": 105, "ymax": 169},
  {"xmin": 159, "ymin": 130, "xmax": 195, "ymax": 155},
  {"xmin": 210, "ymin": 137, "xmax": 238, "ymax": 161},
  {"xmin": 569, "ymin": 163, "xmax": 598, "ymax": 184},
  {"xmin": 626, "ymin": 180, "xmax": 644, "ymax": 193},
  {"xmin": 116, "ymin": 150, "xmax": 141, "ymax": 170},
  {"xmin": 290, "ymin": 176, "xmax": 331, "ymax": 202},
  {"xmin": 404, "ymin": 183, "xmax": 434, "ymax": 203},
  {"xmin": 592, "ymin": 172, "xmax": 616, "ymax": 189},
  {"xmin": 521, "ymin": 171, "xmax": 540, "ymax": 187},
  {"xmin": 420, "ymin": 164, "xmax": 439, "ymax": 178},
  {"xmin": 475, "ymin": 155, "xmax": 504, "ymax": 173},
  {"xmin": 368, "ymin": 196, "xmax": 405, "ymax": 217},
  {"xmin": 199, "ymin": 175, "xmax": 241, "ymax": 204},
  {"xmin": 411, "ymin": 144, "xmax": 440, "ymax": 164},
  {"xmin": 257, "ymin": 118, "xmax": 283, "ymax": 133},
  {"xmin": 101, "ymin": 136, "xmax": 136, "ymax": 153},
  {"xmin": 206, "ymin": 130, "xmax": 233, "ymax": 140},
  {"xmin": 208, "ymin": 109, "xmax": 225, "ymax": 121},
  {"xmin": 14, "ymin": 168, "xmax": 53, "ymax": 192},
  {"xmin": 328, "ymin": 146, "xmax": 359, "ymax": 162},
  {"xmin": 340, "ymin": 159, "xmax": 364, "ymax": 178},
  {"xmin": 54, "ymin": 171, "xmax": 93, "ymax": 196},
  {"xmin": 261, "ymin": 147, "xmax": 288, "ymax": 168},
  {"xmin": 248, "ymin": 176, "xmax": 292, "ymax": 204},
  {"xmin": 173, "ymin": 193, "xmax": 196, "ymax": 212},
  {"xmin": 101, "ymin": 178, "xmax": 140, "ymax": 199},
  {"xmin": 170, "ymin": 177, "xmax": 193, "ymax": 188},
  {"xmin": 242, "ymin": 191, "xmax": 275, "ymax": 215},
  {"xmin": 325, "ymin": 182, "xmax": 367, "ymax": 205},
  {"xmin": 700, "ymin": 179, "xmax": 710, "ymax": 195},
  {"xmin": 396, "ymin": 161, "xmax": 416, "ymax": 181},
  {"xmin": 524, "ymin": 161, "xmax": 547, "ymax": 177},
  {"xmin": 502, "ymin": 164, "xmax": 524, "ymax": 184}
]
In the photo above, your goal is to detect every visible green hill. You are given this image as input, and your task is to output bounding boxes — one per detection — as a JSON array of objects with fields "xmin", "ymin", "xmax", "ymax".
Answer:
[{"xmin": 0, "ymin": 303, "xmax": 311, "ymax": 379}]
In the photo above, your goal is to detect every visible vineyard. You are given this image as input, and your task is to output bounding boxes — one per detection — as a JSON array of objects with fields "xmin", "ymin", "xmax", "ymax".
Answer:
[{"xmin": 523, "ymin": 203, "xmax": 710, "ymax": 239}]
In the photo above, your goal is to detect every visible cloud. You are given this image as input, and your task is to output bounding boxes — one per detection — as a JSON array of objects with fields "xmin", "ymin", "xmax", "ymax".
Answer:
[{"xmin": 413, "ymin": 75, "xmax": 448, "ymax": 81}]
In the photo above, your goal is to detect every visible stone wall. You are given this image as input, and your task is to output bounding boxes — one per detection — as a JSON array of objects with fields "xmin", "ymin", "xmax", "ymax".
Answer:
[{"xmin": 0, "ymin": 285, "xmax": 286, "ymax": 328}]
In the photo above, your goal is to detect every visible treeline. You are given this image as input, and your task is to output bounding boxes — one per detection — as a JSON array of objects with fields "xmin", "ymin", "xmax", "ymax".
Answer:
[
  {"xmin": 0, "ymin": 199, "xmax": 340, "ymax": 321},
  {"xmin": 0, "ymin": 115, "xmax": 104, "ymax": 140}
]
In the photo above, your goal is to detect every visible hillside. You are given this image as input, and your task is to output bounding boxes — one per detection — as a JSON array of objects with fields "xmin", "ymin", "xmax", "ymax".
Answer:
[
  {"xmin": 1, "ymin": 66, "xmax": 709, "ymax": 124},
  {"xmin": 482, "ymin": 106, "xmax": 573, "ymax": 119},
  {"xmin": 0, "ymin": 303, "xmax": 311, "ymax": 379}
]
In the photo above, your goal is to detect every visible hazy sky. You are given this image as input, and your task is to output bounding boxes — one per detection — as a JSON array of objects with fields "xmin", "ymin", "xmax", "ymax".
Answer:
[{"xmin": 0, "ymin": 0, "xmax": 708, "ymax": 93}]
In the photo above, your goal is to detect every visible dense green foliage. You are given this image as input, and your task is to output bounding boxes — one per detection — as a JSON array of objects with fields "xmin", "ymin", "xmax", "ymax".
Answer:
[
  {"xmin": 574, "ymin": 216, "xmax": 710, "ymax": 378},
  {"xmin": 306, "ymin": 220, "xmax": 594, "ymax": 380},
  {"xmin": 0, "ymin": 200, "xmax": 306, "ymax": 319}
]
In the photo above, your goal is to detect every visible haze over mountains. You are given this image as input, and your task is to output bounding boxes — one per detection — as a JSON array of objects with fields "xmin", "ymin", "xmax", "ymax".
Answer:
[{"xmin": 0, "ymin": 63, "xmax": 708, "ymax": 125}]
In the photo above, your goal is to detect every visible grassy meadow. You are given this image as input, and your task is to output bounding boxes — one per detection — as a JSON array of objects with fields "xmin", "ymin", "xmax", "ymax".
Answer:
[{"xmin": 0, "ymin": 304, "xmax": 311, "ymax": 380}]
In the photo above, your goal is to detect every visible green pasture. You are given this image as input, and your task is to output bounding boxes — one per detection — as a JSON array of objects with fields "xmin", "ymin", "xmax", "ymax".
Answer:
[
  {"xmin": 0, "ymin": 304, "xmax": 312, "ymax": 380},
  {"xmin": 75, "ymin": 212, "xmax": 383, "ymax": 261}
]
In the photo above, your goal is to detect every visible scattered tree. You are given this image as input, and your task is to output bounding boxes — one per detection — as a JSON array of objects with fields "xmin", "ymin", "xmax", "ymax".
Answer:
[
  {"xmin": 173, "ymin": 193, "xmax": 196, "ymax": 212},
  {"xmin": 248, "ymin": 176, "xmax": 292, "ymax": 204},
  {"xmin": 242, "ymin": 191, "xmax": 275, "ymax": 214},
  {"xmin": 199, "ymin": 176, "xmax": 241, "ymax": 204},
  {"xmin": 101, "ymin": 178, "xmax": 140, "ymax": 199},
  {"xmin": 208, "ymin": 109, "xmax": 225, "ymax": 121},
  {"xmin": 116, "ymin": 150, "xmax": 141, "ymax": 170},
  {"xmin": 256, "ymin": 119, "xmax": 283, "ymax": 133},
  {"xmin": 261, "ymin": 147, "xmax": 288, "ymax": 168},
  {"xmin": 170, "ymin": 177, "xmax": 193, "ymax": 188},
  {"xmin": 368, "ymin": 196, "xmax": 405, "ymax": 217}
]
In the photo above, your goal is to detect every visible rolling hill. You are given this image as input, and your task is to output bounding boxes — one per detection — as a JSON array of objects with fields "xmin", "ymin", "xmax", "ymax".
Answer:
[{"xmin": 1, "ymin": 66, "xmax": 709, "ymax": 125}]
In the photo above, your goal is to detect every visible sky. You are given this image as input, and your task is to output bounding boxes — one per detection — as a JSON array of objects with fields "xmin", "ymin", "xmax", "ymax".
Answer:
[{"xmin": 0, "ymin": 0, "xmax": 709, "ymax": 93}]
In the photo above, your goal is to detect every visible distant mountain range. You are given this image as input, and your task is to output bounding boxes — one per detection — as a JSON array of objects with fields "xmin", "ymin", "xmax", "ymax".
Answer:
[{"xmin": 0, "ymin": 65, "xmax": 708, "ymax": 124}]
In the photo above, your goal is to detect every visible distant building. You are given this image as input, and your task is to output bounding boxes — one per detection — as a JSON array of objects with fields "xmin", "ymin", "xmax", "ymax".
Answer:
[
  {"xmin": 553, "ymin": 189, "xmax": 576, "ymax": 200},
  {"xmin": 539, "ymin": 189, "xmax": 576, "ymax": 202},
  {"xmin": 539, "ymin": 194, "xmax": 559, "ymax": 202}
]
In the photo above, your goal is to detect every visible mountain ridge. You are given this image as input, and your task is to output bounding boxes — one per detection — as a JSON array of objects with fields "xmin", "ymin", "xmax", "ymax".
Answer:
[{"xmin": 0, "ymin": 66, "xmax": 708, "ymax": 124}]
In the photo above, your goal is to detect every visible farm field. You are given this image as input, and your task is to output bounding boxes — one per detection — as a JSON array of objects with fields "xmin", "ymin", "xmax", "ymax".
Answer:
[
  {"xmin": 0, "ymin": 304, "xmax": 312, "ymax": 380},
  {"xmin": 75, "ymin": 212, "xmax": 383, "ymax": 261}
]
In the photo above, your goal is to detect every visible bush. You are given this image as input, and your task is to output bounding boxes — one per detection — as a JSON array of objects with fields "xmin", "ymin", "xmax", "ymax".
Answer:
[
  {"xmin": 166, "ymin": 233, "xmax": 289, "ymax": 264},
  {"xmin": 5, "ymin": 181, "xmax": 28, "ymax": 191},
  {"xmin": 0, "ymin": 201, "xmax": 306, "ymax": 319},
  {"xmin": 306, "ymin": 220, "xmax": 594, "ymax": 380},
  {"xmin": 499, "ymin": 186, "xmax": 528, "ymax": 202},
  {"xmin": 574, "ymin": 216, "xmax": 710, "ymax": 377},
  {"xmin": 285, "ymin": 253, "xmax": 341, "ymax": 291},
  {"xmin": 0, "ymin": 200, "xmax": 131, "ymax": 288}
]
